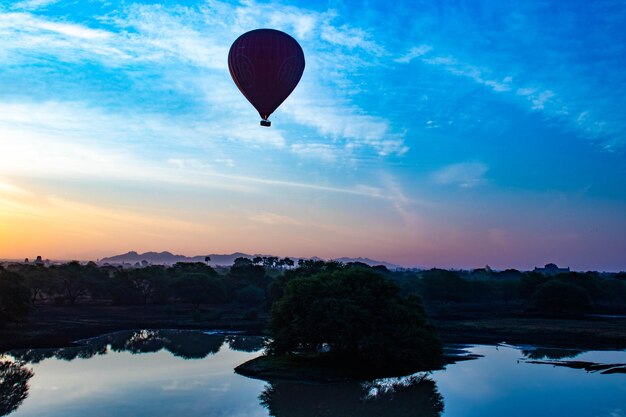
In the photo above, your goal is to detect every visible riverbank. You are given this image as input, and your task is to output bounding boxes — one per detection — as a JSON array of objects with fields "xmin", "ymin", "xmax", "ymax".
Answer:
[
  {"xmin": 2, "ymin": 305, "xmax": 626, "ymax": 351},
  {"xmin": 234, "ymin": 345, "xmax": 482, "ymax": 382},
  {"xmin": 0, "ymin": 305, "xmax": 266, "ymax": 350},
  {"xmin": 431, "ymin": 314, "xmax": 626, "ymax": 350}
]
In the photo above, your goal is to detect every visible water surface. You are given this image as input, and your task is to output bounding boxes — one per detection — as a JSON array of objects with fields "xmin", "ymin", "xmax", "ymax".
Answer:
[{"xmin": 2, "ymin": 330, "xmax": 625, "ymax": 417}]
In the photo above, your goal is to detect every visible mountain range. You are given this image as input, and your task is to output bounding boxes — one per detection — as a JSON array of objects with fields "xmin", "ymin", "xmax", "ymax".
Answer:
[{"xmin": 99, "ymin": 251, "xmax": 403, "ymax": 270}]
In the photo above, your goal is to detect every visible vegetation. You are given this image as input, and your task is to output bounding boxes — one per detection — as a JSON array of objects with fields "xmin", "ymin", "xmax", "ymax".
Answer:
[
  {"xmin": 0, "ymin": 359, "xmax": 33, "ymax": 416},
  {"xmin": 0, "ymin": 268, "xmax": 32, "ymax": 327},
  {"xmin": 531, "ymin": 281, "xmax": 592, "ymax": 314},
  {"xmin": 2, "ymin": 256, "xmax": 626, "ymax": 343},
  {"xmin": 269, "ymin": 268, "xmax": 443, "ymax": 372}
]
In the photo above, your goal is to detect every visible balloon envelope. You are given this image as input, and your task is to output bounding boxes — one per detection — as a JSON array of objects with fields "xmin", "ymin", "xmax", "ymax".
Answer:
[{"xmin": 228, "ymin": 29, "xmax": 305, "ymax": 123}]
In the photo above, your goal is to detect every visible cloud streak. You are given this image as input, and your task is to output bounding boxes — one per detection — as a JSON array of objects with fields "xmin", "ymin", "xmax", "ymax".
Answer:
[{"xmin": 432, "ymin": 162, "xmax": 488, "ymax": 188}]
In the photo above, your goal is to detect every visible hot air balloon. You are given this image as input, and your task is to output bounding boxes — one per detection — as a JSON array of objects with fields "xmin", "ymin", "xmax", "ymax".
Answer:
[{"xmin": 228, "ymin": 29, "xmax": 305, "ymax": 127}]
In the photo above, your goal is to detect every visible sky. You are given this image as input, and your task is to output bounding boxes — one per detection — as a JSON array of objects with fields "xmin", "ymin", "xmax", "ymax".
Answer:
[{"xmin": 0, "ymin": 0, "xmax": 625, "ymax": 271}]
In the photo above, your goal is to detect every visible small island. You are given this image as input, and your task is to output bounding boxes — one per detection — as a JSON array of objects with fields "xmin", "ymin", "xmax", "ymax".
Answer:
[{"xmin": 235, "ymin": 264, "xmax": 443, "ymax": 381}]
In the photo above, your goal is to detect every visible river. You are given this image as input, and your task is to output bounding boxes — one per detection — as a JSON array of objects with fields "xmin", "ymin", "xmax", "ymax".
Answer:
[{"xmin": 1, "ymin": 330, "xmax": 625, "ymax": 417}]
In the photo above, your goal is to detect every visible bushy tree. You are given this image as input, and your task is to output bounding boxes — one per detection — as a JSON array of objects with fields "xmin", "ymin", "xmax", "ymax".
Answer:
[
  {"xmin": 419, "ymin": 269, "xmax": 469, "ymax": 303},
  {"xmin": 519, "ymin": 272, "xmax": 549, "ymax": 300},
  {"xmin": 269, "ymin": 268, "xmax": 443, "ymax": 372},
  {"xmin": 128, "ymin": 266, "xmax": 169, "ymax": 304},
  {"xmin": 169, "ymin": 262, "xmax": 218, "ymax": 278},
  {"xmin": 234, "ymin": 285, "xmax": 265, "ymax": 306},
  {"xmin": 49, "ymin": 261, "xmax": 99, "ymax": 305},
  {"xmin": 228, "ymin": 259, "xmax": 268, "ymax": 303},
  {"xmin": 16, "ymin": 265, "xmax": 52, "ymax": 304},
  {"xmin": 267, "ymin": 261, "xmax": 345, "ymax": 306},
  {"xmin": 0, "ymin": 269, "xmax": 32, "ymax": 326},
  {"xmin": 173, "ymin": 273, "xmax": 225, "ymax": 308},
  {"xmin": 531, "ymin": 280, "xmax": 592, "ymax": 314},
  {"xmin": 229, "ymin": 260, "xmax": 267, "ymax": 286}
]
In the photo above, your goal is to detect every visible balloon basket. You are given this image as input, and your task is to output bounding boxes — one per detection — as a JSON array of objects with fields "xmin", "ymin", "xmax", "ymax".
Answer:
[{"xmin": 260, "ymin": 120, "xmax": 271, "ymax": 127}]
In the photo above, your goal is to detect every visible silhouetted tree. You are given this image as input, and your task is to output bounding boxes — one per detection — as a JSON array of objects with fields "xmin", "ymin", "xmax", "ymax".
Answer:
[
  {"xmin": 49, "ymin": 261, "xmax": 99, "ymax": 305},
  {"xmin": 270, "ymin": 268, "xmax": 443, "ymax": 372},
  {"xmin": 519, "ymin": 272, "xmax": 549, "ymax": 300},
  {"xmin": 228, "ymin": 260, "xmax": 268, "ymax": 294},
  {"xmin": 419, "ymin": 269, "xmax": 469, "ymax": 303},
  {"xmin": 233, "ymin": 257, "xmax": 253, "ymax": 267},
  {"xmin": 0, "ymin": 359, "xmax": 34, "ymax": 416},
  {"xmin": 18, "ymin": 265, "xmax": 52, "ymax": 304},
  {"xmin": 282, "ymin": 258, "xmax": 295, "ymax": 268},
  {"xmin": 0, "ymin": 269, "xmax": 32, "ymax": 326},
  {"xmin": 173, "ymin": 273, "xmax": 225, "ymax": 308},
  {"xmin": 112, "ymin": 266, "xmax": 169, "ymax": 305},
  {"xmin": 531, "ymin": 280, "xmax": 592, "ymax": 314},
  {"xmin": 234, "ymin": 285, "xmax": 265, "ymax": 306}
]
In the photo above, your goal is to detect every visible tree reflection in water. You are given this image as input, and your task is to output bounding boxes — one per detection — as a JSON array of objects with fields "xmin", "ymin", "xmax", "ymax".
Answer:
[
  {"xmin": 8, "ymin": 330, "xmax": 267, "ymax": 364},
  {"xmin": 0, "ymin": 358, "xmax": 33, "ymax": 417},
  {"xmin": 260, "ymin": 374, "xmax": 444, "ymax": 417},
  {"xmin": 3, "ymin": 331, "xmax": 269, "ymax": 416},
  {"xmin": 226, "ymin": 335, "xmax": 268, "ymax": 353},
  {"xmin": 521, "ymin": 347, "xmax": 585, "ymax": 360},
  {"xmin": 109, "ymin": 330, "xmax": 225, "ymax": 359}
]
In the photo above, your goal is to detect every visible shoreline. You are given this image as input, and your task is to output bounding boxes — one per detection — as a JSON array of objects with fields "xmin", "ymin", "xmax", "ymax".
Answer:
[{"xmin": 2, "ymin": 305, "xmax": 626, "ymax": 352}]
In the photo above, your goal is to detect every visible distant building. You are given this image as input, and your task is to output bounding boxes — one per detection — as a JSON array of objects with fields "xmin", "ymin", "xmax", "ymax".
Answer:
[
  {"xmin": 34, "ymin": 256, "xmax": 44, "ymax": 266},
  {"xmin": 534, "ymin": 263, "xmax": 570, "ymax": 276}
]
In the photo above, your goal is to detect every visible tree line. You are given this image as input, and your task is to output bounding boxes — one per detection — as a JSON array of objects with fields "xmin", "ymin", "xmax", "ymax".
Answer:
[
  {"xmin": 393, "ymin": 267, "xmax": 626, "ymax": 315},
  {"xmin": 1, "ymin": 259, "xmax": 625, "ymax": 327}
]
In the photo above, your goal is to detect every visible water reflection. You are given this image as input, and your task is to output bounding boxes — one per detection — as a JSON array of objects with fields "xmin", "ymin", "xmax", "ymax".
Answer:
[
  {"xmin": 10, "ymin": 330, "xmax": 240, "ymax": 363},
  {"xmin": 226, "ymin": 335, "xmax": 268, "ymax": 353},
  {"xmin": 0, "ymin": 359, "xmax": 33, "ymax": 417},
  {"xmin": 521, "ymin": 347, "xmax": 585, "ymax": 360},
  {"xmin": 3, "ymin": 338, "xmax": 625, "ymax": 417},
  {"xmin": 260, "ymin": 374, "xmax": 444, "ymax": 417}
]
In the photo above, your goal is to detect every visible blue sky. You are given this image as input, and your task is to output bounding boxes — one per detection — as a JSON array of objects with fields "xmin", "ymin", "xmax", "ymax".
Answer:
[{"xmin": 0, "ymin": 0, "xmax": 625, "ymax": 270}]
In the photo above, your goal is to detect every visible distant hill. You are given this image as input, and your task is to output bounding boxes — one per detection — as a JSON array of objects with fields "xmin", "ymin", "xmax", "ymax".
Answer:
[
  {"xmin": 99, "ymin": 251, "xmax": 402, "ymax": 269},
  {"xmin": 99, "ymin": 251, "xmax": 250, "ymax": 266},
  {"xmin": 333, "ymin": 257, "xmax": 402, "ymax": 270}
]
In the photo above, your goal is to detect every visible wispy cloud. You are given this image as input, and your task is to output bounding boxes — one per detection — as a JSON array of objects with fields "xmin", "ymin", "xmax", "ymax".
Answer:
[
  {"xmin": 394, "ymin": 45, "xmax": 432, "ymax": 63},
  {"xmin": 424, "ymin": 56, "xmax": 513, "ymax": 93},
  {"xmin": 432, "ymin": 162, "xmax": 488, "ymax": 188},
  {"xmin": 284, "ymin": 96, "xmax": 407, "ymax": 156},
  {"xmin": 0, "ymin": 100, "xmax": 399, "ymax": 200},
  {"xmin": 11, "ymin": 0, "xmax": 60, "ymax": 11},
  {"xmin": 396, "ymin": 37, "xmax": 626, "ymax": 149},
  {"xmin": 320, "ymin": 23, "xmax": 384, "ymax": 55},
  {"xmin": 290, "ymin": 143, "xmax": 337, "ymax": 162},
  {"xmin": 249, "ymin": 212, "xmax": 302, "ymax": 226}
]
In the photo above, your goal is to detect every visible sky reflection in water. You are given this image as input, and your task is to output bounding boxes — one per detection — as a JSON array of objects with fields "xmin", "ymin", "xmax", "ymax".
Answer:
[{"xmin": 2, "ymin": 330, "xmax": 626, "ymax": 417}]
